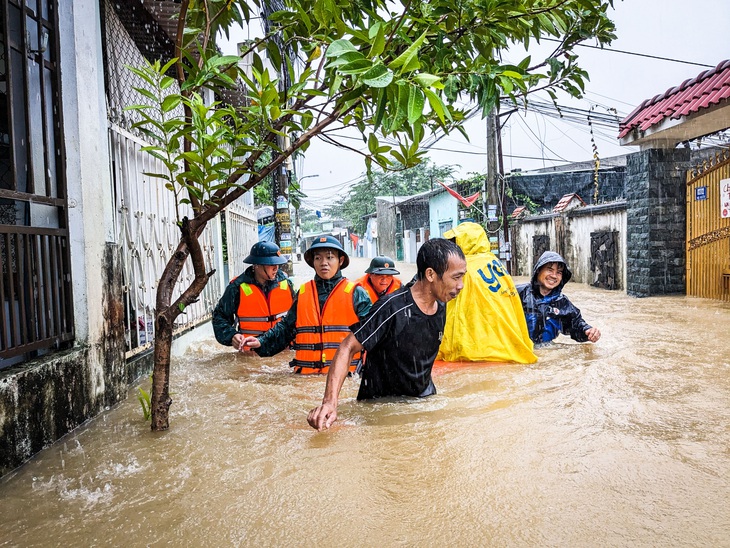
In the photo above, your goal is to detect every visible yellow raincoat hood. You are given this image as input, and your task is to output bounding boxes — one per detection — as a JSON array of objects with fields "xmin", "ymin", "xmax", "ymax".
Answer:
[{"xmin": 437, "ymin": 222, "xmax": 537, "ymax": 364}]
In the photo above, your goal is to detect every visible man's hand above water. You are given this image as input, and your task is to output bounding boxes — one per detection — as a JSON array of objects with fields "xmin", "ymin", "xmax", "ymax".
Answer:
[{"xmin": 307, "ymin": 402, "xmax": 338, "ymax": 431}]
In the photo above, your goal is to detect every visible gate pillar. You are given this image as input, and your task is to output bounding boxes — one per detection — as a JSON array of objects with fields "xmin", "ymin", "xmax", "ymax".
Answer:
[{"xmin": 626, "ymin": 148, "xmax": 690, "ymax": 297}]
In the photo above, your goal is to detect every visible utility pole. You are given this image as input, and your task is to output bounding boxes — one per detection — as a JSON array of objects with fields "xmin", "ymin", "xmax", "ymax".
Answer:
[
  {"xmin": 485, "ymin": 109, "xmax": 500, "ymax": 253},
  {"xmin": 496, "ymin": 116, "xmax": 511, "ymax": 273},
  {"xmin": 272, "ymin": 136, "xmax": 293, "ymax": 276}
]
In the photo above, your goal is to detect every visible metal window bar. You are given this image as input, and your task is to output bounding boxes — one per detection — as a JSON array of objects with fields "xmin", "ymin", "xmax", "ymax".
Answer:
[
  {"xmin": 109, "ymin": 125, "xmax": 224, "ymax": 357},
  {"xmin": 0, "ymin": 225, "xmax": 74, "ymax": 361},
  {"xmin": 0, "ymin": 0, "xmax": 72, "ymax": 367}
]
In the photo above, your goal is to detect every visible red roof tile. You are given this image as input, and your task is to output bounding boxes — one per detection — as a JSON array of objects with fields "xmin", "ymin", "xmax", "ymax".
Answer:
[
  {"xmin": 618, "ymin": 59, "xmax": 730, "ymax": 139},
  {"xmin": 553, "ymin": 193, "xmax": 585, "ymax": 213},
  {"xmin": 511, "ymin": 206, "xmax": 526, "ymax": 218}
]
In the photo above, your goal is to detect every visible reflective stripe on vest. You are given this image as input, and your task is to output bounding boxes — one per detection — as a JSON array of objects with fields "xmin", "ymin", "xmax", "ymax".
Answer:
[
  {"xmin": 291, "ymin": 278, "xmax": 361, "ymax": 374},
  {"xmin": 235, "ymin": 280, "xmax": 293, "ymax": 338},
  {"xmin": 355, "ymin": 274, "xmax": 402, "ymax": 303}
]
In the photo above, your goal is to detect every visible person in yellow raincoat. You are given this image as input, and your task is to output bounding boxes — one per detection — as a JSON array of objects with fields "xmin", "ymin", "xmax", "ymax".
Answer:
[{"xmin": 437, "ymin": 221, "xmax": 537, "ymax": 364}]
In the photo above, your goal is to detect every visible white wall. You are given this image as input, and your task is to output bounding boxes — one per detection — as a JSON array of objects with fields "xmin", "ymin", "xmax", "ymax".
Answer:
[
  {"xmin": 513, "ymin": 205, "xmax": 627, "ymax": 290},
  {"xmin": 60, "ymin": 1, "xmax": 114, "ymax": 347},
  {"xmin": 403, "ymin": 230, "xmax": 418, "ymax": 263}
]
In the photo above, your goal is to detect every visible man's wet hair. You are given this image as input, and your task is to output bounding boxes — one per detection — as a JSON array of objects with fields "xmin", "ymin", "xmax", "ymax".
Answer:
[
  {"xmin": 540, "ymin": 261, "xmax": 565, "ymax": 272},
  {"xmin": 416, "ymin": 238, "xmax": 465, "ymax": 280}
]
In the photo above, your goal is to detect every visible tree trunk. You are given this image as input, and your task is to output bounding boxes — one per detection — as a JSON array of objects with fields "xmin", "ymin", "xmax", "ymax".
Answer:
[
  {"xmin": 149, "ymin": 217, "xmax": 212, "ymax": 430},
  {"xmin": 151, "ymin": 315, "xmax": 173, "ymax": 430}
]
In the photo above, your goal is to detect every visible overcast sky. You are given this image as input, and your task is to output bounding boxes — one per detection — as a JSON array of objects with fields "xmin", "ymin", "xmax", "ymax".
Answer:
[{"xmin": 220, "ymin": 1, "xmax": 730, "ymax": 211}]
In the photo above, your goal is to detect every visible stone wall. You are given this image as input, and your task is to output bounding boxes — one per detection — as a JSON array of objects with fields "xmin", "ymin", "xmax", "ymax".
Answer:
[{"xmin": 625, "ymin": 148, "xmax": 690, "ymax": 297}]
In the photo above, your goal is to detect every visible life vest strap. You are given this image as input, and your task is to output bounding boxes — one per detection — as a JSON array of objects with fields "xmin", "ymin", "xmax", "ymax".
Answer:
[
  {"xmin": 290, "ymin": 358, "xmax": 361, "ymax": 369},
  {"xmin": 238, "ymin": 328, "xmax": 266, "ymax": 336},
  {"xmin": 322, "ymin": 325, "xmax": 351, "ymax": 333},
  {"xmin": 236, "ymin": 314, "xmax": 278, "ymax": 323},
  {"xmin": 296, "ymin": 325, "xmax": 351, "ymax": 334},
  {"xmin": 292, "ymin": 343, "xmax": 323, "ymax": 351}
]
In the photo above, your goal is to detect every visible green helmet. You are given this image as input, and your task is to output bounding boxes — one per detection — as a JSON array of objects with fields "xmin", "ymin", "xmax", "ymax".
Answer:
[
  {"xmin": 243, "ymin": 241, "xmax": 288, "ymax": 265},
  {"xmin": 304, "ymin": 235, "xmax": 349, "ymax": 269},
  {"xmin": 365, "ymin": 256, "xmax": 399, "ymax": 275}
]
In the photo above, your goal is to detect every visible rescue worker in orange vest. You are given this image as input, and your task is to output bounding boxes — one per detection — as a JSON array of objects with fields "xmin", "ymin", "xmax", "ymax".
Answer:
[
  {"xmin": 241, "ymin": 235, "xmax": 372, "ymax": 374},
  {"xmin": 356, "ymin": 256, "xmax": 402, "ymax": 303},
  {"xmin": 212, "ymin": 241, "xmax": 295, "ymax": 351}
]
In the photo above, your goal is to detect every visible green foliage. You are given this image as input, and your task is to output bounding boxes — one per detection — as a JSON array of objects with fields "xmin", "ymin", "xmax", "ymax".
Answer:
[
  {"xmin": 325, "ymin": 160, "xmax": 457, "ymax": 234},
  {"xmin": 506, "ymin": 183, "xmax": 540, "ymax": 213},
  {"xmin": 126, "ymin": 0, "xmax": 616, "ymax": 223},
  {"xmin": 298, "ymin": 207, "xmax": 322, "ymax": 233},
  {"xmin": 137, "ymin": 379, "xmax": 152, "ymax": 422},
  {"xmin": 254, "ymin": 181, "xmax": 273, "ymax": 207}
]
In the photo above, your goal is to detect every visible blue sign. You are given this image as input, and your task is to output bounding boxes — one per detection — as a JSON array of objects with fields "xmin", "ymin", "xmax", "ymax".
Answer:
[{"xmin": 695, "ymin": 186, "xmax": 707, "ymax": 201}]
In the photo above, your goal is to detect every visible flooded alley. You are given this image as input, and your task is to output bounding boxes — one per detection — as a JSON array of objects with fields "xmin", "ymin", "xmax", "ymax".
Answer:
[{"xmin": 1, "ymin": 258, "xmax": 729, "ymax": 547}]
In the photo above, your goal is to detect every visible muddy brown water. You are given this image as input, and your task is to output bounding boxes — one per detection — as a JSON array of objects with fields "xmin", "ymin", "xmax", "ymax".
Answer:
[{"xmin": 1, "ymin": 257, "xmax": 729, "ymax": 547}]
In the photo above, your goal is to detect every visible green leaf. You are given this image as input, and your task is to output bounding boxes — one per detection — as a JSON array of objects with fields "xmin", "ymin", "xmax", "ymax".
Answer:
[
  {"xmin": 209, "ymin": 55, "xmax": 240, "ymax": 68},
  {"xmin": 373, "ymin": 87, "xmax": 387, "ymax": 131},
  {"xmin": 161, "ymin": 95, "xmax": 182, "ymax": 113},
  {"xmin": 327, "ymin": 51, "xmax": 365, "ymax": 69},
  {"xmin": 339, "ymin": 59, "xmax": 374, "ymax": 75},
  {"xmin": 388, "ymin": 31, "xmax": 427, "ymax": 72},
  {"xmin": 423, "ymin": 88, "xmax": 445, "ymax": 124},
  {"xmin": 360, "ymin": 63, "xmax": 393, "ymax": 87},
  {"xmin": 407, "ymin": 87, "xmax": 425, "ymax": 125},
  {"xmin": 392, "ymin": 82, "xmax": 410, "ymax": 132},
  {"xmin": 132, "ymin": 87, "xmax": 159, "ymax": 102},
  {"xmin": 500, "ymin": 70, "xmax": 523, "ymax": 79},
  {"xmin": 266, "ymin": 41, "xmax": 282, "ymax": 70},
  {"xmin": 369, "ymin": 23, "xmax": 386, "ymax": 58},
  {"xmin": 414, "ymin": 73, "xmax": 441, "ymax": 88},
  {"xmin": 326, "ymin": 39, "xmax": 358, "ymax": 58},
  {"xmin": 160, "ymin": 76, "xmax": 176, "ymax": 90}
]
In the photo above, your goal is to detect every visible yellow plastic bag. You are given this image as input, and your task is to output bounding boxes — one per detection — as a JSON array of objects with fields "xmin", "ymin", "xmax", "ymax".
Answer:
[{"xmin": 437, "ymin": 222, "xmax": 537, "ymax": 364}]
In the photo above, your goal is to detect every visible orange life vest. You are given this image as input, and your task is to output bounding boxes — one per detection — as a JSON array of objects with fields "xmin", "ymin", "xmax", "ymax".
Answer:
[
  {"xmin": 292, "ymin": 278, "xmax": 361, "ymax": 375},
  {"xmin": 356, "ymin": 274, "xmax": 402, "ymax": 303},
  {"xmin": 235, "ymin": 280, "xmax": 293, "ymax": 337}
]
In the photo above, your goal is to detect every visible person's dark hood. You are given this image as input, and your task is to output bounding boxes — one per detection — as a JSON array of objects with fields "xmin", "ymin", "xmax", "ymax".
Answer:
[{"xmin": 531, "ymin": 251, "xmax": 572, "ymax": 292}]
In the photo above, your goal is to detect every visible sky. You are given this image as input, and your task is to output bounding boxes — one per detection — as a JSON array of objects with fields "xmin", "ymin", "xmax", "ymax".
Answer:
[{"xmin": 220, "ymin": 0, "xmax": 730, "ymax": 211}]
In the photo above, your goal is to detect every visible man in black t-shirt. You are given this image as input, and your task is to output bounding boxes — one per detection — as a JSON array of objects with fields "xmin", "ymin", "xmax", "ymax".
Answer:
[{"xmin": 307, "ymin": 239, "xmax": 467, "ymax": 431}]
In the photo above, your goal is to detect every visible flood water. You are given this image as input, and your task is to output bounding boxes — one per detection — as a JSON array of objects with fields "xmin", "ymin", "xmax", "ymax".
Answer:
[{"xmin": 1, "ymin": 258, "xmax": 730, "ymax": 547}]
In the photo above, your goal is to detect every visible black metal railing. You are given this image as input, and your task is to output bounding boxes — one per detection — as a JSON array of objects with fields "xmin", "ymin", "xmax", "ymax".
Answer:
[{"xmin": 0, "ymin": 224, "xmax": 74, "ymax": 365}]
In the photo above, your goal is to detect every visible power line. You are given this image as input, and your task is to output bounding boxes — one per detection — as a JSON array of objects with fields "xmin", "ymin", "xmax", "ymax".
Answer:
[
  {"xmin": 426, "ymin": 143, "xmax": 578, "ymax": 163},
  {"xmin": 542, "ymin": 38, "xmax": 715, "ymax": 68}
]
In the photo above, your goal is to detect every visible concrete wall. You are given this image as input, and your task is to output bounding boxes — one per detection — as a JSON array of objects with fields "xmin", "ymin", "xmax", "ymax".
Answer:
[
  {"xmin": 376, "ymin": 198, "xmax": 397, "ymax": 259},
  {"xmin": 513, "ymin": 202, "xmax": 627, "ymax": 289},
  {"xmin": 429, "ymin": 191, "xmax": 459, "ymax": 237}
]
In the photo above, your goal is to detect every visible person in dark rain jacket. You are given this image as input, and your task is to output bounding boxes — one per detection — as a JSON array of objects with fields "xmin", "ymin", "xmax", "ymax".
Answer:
[
  {"xmin": 517, "ymin": 251, "xmax": 601, "ymax": 345},
  {"xmin": 212, "ymin": 241, "xmax": 295, "ymax": 350},
  {"xmin": 241, "ymin": 235, "xmax": 372, "ymax": 374}
]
